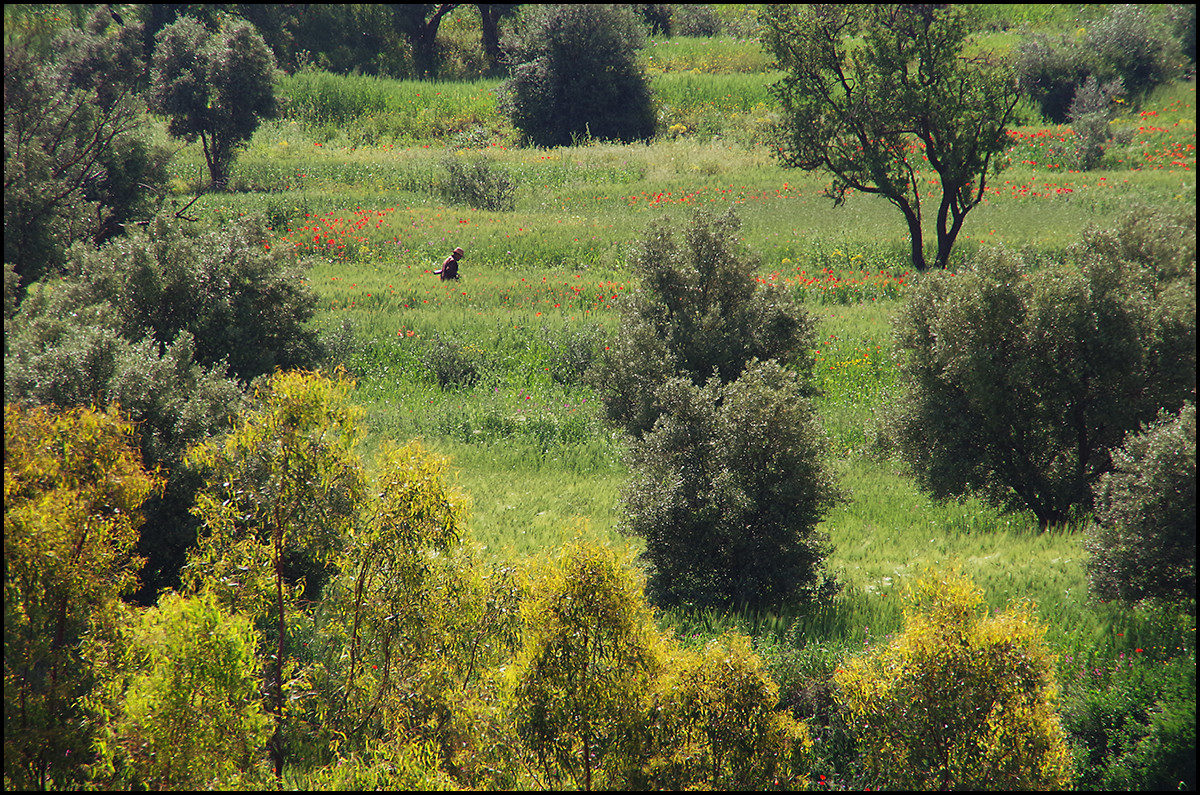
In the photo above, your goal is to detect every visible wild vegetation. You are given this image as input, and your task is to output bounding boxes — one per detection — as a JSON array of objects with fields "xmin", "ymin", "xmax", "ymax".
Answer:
[{"xmin": 4, "ymin": 3, "xmax": 1196, "ymax": 791}]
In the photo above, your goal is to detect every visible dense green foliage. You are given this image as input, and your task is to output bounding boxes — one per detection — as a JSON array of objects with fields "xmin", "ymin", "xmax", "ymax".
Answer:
[
  {"xmin": 1060, "ymin": 638, "xmax": 1197, "ymax": 791},
  {"xmin": 1014, "ymin": 3, "xmax": 1187, "ymax": 123},
  {"xmin": 148, "ymin": 14, "xmax": 279, "ymax": 189},
  {"xmin": 59, "ymin": 214, "xmax": 321, "ymax": 383},
  {"xmin": 1086, "ymin": 401, "xmax": 1197, "ymax": 607},
  {"xmin": 87, "ymin": 592, "xmax": 272, "ymax": 789},
  {"xmin": 3, "ymin": 6, "xmax": 168, "ymax": 285},
  {"xmin": 598, "ymin": 206, "xmax": 814, "ymax": 438},
  {"xmin": 184, "ymin": 369, "xmax": 366, "ymax": 777},
  {"xmin": 764, "ymin": 3, "xmax": 1020, "ymax": 272},
  {"xmin": 499, "ymin": 4, "xmax": 657, "ymax": 147},
  {"xmin": 5, "ymin": 211, "xmax": 322, "ymax": 601},
  {"xmin": 883, "ymin": 207, "xmax": 1196, "ymax": 528},
  {"xmin": 622, "ymin": 360, "xmax": 841, "ymax": 610}
]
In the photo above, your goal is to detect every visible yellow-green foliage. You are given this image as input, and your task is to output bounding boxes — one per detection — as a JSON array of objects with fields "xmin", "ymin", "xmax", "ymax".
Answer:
[
  {"xmin": 4, "ymin": 403, "xmax": 162, "ymax": 789},
  {"xmin": 835, "ymin": 567, "xmax": 1073, "ymax": 790},
  {"xmin": 88, "ymin": 592, "xmax": 272, "ymax": 790},
  {"xmin": 651, "ymin": 632, "xmax": 813, "ymax": 790},
  {"xmin": 508, "ymin": 541, "xmax": 815, "ymax": 791},
  {"xmin": 184, "ymin": 368, "xmax": 367, "ymax": 619},
  {"xmin": 512, "ymin": 541, "xmax": 663, "ymax": 790},
  {"xmin": 183, "ymin": 368, "xmax": 368, "ymax": 776}
]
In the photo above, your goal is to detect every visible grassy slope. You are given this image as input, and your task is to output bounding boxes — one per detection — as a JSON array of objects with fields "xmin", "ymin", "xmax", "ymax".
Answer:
[{"xmin": 164, "ymin": 36, "xmax": 1195, "ymax": 661}]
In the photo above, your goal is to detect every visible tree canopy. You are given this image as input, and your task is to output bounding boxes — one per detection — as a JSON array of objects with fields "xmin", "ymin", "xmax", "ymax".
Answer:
[{"xmin": 148, "ymin": 14, "xmax": 279, "ymax": 190}]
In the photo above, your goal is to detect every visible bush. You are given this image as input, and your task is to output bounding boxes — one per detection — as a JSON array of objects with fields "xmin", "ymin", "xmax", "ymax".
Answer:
[
  {"xmin": 438, "ymin": 154, "xmax": 515, "ymax": 211},
  {"xmin": 499, "ymin": 4, "xmax": 656, "ymax": 147},
  {"xmin": 1013, "ymin": 33, "xmax": 1092, "ymax": 123},
  {"xmin": 835, "ymin": 567, "xmax": 1073, "ymax": 790},
  {"xmin": 620, "ymin": 360, "xmax": 842, "ymax": 610},
  {"xmin": 1067, "ymin": 74, "xmax": 1126, "ymax": 170},
  {"xmin": 1086, "ymin": 402, "xmax": 1196, "ymax": 607},
  {"xmin": 671, "ymin": 4, "xmax": 723, "ymax": 37},
  {"xmin": 4, "ymin": 7, "xmax": 166, "ymax": 285},
  {"xmin": 649, "ymin": 632, "xmax": 813, "ymax": 790},
  {"xmin": 64, "ymin": 213, "xmax": 321, "ymax": 383},
  {"xmin": 882, "ymin": 207, "xmax": 1196, "ymax": 528},
  {"xmin": 1061, "ymin": 646, "xmax": 1196, "ymax": 791},
  {"xmin": 1084, "ymin": 5, "xmax": 1183, "ymax": 103},
  {"xmin": 1014, "ymin": 5, "xmax": 1184, "ymax": 123},
  {"xmin": 597, "ymin": 206, "xmax": 814, "ymax": 438}
]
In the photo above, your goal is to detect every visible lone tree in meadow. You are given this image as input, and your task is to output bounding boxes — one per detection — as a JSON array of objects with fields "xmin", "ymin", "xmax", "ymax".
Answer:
[
  {"xmin": 148, "ymin": 14, "xmax": 278, "ymax": 190},
  {"xmin": 763, "ymin": 4, "xmax": 1020, "ymax": 271}
]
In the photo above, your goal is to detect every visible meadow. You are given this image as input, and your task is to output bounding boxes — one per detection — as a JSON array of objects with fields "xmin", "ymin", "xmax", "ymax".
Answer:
[{"xmin": 163, "ymin": 38, "xmax": 1195, "ymax": 775}]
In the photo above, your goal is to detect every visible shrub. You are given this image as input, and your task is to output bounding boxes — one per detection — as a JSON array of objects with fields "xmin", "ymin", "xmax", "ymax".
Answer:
[
  {"xmin": 4, "ymin": 7, "xmax": 166, "ymax": 285},
  {"xmin": 1013, "ymin": 33, "xmax": 1093, "ymax": 123},
  {"xmin": 1067, "ymin": 74, "xmax": 1126, "ymax": 170},
  {"xmin": 882, "ymin": 207, "xmax": 1196, "ymax": 528},
  {"xmin": 64, "ymin": 213, "xmax": 321, "ymax": 383},
  {"xmin": 649, "ymin": 632, "xmax": 813, "ymax": 790},
  {"xmin": 835, "ymin": 567, "xmax": 1073, "ymax": 790},
  {"xmin": 671, "ymin": 4, "xmax": 723, "ymax": 37},
  {"xmin": 597, "ymin": 206, "xmax": 814, "ymax": 438},
  {"xmin": 87, "ymin": 592, "xmax": 272, "ymax": 789},
  {"xmin": 1084, "ymin": 5, "xmax": 1183, "ymax": 103},
  {"xmin": 1061, "ymin": 645, "xmax": 1196, "ymax": 791},
  {"xmin": 1086, "ymin": 402, "xmax": 1196, "ymax": 607},
  {"xmin": 620, "ymin": 360, "xmax": 842, "ymax": 610},
  {"xmin": 438, "ymin": 154, "xmax": 515, "ymax": 211},
  {"xmin": 499, "ymin": 4, "xmax": 656, "ymax": 147},
  {"xmin": 420, "ymin": 332, "xmax": 486, "ymax": 389}
]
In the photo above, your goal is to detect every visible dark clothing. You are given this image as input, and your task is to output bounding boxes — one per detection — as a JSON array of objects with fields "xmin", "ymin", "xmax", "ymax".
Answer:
[{"xmin": 436, "ymin": 254, "xmax": 460, "ymax": 280}]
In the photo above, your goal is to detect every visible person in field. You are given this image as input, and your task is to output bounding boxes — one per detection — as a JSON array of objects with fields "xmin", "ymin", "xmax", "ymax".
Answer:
[{"xmin": 435, "ymin": 247, "xmax": 464, "ymax": 280}]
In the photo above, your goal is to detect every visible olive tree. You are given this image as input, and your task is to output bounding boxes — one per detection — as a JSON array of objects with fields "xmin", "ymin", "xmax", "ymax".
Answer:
[
  {"xmin": 763, "ymin": 4, "xmax": 1020, "ymax": 271},
  {"xmin": 148, "ymin": 14, "xmax": 278, "ymax": 190},
  {"xmin": 621, "ymin": 360, "xmax": 842, "ymax": 610},
  {"xmin": 598, "ymin": 206, "xmax": 814, "ymax": 439},
  {"xmin": 1086, "ymin": 402, "xmax": 1196, "ymax": 607},
  {"xmin": 882, "ymin": 208, "xmax": 1196, "ymax": 528}
]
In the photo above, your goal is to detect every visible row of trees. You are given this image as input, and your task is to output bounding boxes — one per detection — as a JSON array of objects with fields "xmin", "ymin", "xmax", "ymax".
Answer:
[
  {"xmin": 6, "ymin": 378, "xmax": 1083, "ymax": 790},
  {"xmin": 3, "ymin": 385, "xmax": 819, "ymax": 789}
]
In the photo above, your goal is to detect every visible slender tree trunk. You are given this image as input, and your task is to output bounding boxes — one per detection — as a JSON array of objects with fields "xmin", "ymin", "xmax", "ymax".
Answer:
[
  {"xmin": 270, "ymin": 505, "xmax": 286, "ymax": 780},
  {"xmin": 477, "ymin": 4, "xmax": 509, "ymax": 75},
  {"xmin": 897, "ymin": 198, "xmax": 928, "ymax": 271}
]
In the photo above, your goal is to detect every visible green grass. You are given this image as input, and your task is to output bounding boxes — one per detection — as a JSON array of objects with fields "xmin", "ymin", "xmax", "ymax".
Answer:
[{"xmin": 163, "ymin": 65, "xmax": 1196, "ymax": 687}]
